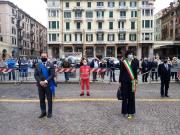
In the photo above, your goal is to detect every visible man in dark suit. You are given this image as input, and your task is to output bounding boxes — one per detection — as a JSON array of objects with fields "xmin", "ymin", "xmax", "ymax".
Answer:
[
  {"xmin": 119, "ymin": 50, "xmax": 138, "ymax": 120},
  {"xmin": 34, "ymin": 52, "xmax": 56, "ymax": 118},
  {"xmin": 158, "ymin": 57, "xmax": 171, "ymax": 97}
]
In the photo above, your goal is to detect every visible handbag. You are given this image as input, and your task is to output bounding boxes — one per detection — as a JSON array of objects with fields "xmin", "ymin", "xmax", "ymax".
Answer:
[{"xmin": 117, "ymin": 86, "xmax": 122, "ymax": 100}]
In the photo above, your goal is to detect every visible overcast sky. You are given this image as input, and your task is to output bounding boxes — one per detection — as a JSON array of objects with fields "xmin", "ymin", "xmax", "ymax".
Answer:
[{"xmin": 8, "ymin": 0, "xmax": 174, "ymax": 27}]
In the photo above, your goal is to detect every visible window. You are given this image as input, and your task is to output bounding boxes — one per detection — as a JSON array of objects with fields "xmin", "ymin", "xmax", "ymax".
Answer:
[
  {"xmin": 75, "ymin": 34, "xmax": 82, "ymax": 41},
  {"xmin": 129, "ymin": 34, "xmax": 136, "ymax": 41},
  {"xmin": 66, "ymin": 2, "xmax": 69, "ymax": 8},
  {"xmin": 109, "ymin": 11, "xmax": 113, "ymax": 18},
  {"xmin": 11, "ymin": 17, "xmax": 15, "ymax": 24},
  {"xmin": 64, "ymin": 12, "xmax": 71, "ymax": 18},
  {"xmin": 119, "ymin": 1, "xmax": 126, "ymax": 6},
  {"xmin": 119, "ymin": 33, "xmax": 126, "ymax": 40},
  {"xmin": 98, "ymin": 22, "xmax": 102, "ymax": 29},
  {"xmin": 108, "ymin": 34, "xmax": 115, "ymax": 41},
  {"xmin": 86, "ymin": 11, "xmax": 93, "ymax": 18},
  {"xmin": 52, "ymin": 34, "xmax": 57, "ymax": 41},
  {"xmin": 87, "ymin": 2, "xmax": 91, "ymax": 8},
  {"xmin": 66, "ymin": 22, "xmax": 70, "ymax": 30},
  {"xmin": 77, "ymin": 22, "xmax": 81, "ymax": 29},
  {"xmin": 97, "ymin": 33, "xmax": 104, "ymax": 41},
  {"xmin": 12, "ymin": 27, "xmax": 16, "ymax": 35},
  {"xmin": 130, "ymin": 1, "xmax": 137, "ymax": 7},
  {"xmin": 75, "ymin": 11, "xmax": 82, "ymax": 18},
  {"xmin": 86, "ymin": 34, "xmax": 93, "ymax": 42},
  {"xmin": 142, "ymin": 33, "xmax": 153, "ymax": 41},
  {"xmin": 97, "ymin": 2, "xmax": 104, "ymax": 6},
  {"xmin": 118, "ymin": 21, "xmax": 125, "ymax": 29},
  {"xmin": 49, "ymin": 21, "xmax": 59, "ymax": 29},
  {"xmin": 64, "ymin": 34, "xmax": 71, "ymax": 42},
  {"xmin": 97, "ymin": 11, "xmax": 104, "ymax": 18},
  {"xmin": 131, "ymin": 11, "xmax": 137, "ymax": 17},
  {"xmin": 49, "ymin": 33, "xmax": 59, "ymax": 42},
  {"xmin": 87, "ymin": 22, "xmax": 91, "ymax": 30},
  {"xmin": 131, "ymin": 22, "xmax": 135, "ymax": 30},
  {"xmin": 109, "ymin": 22, "xmax": 113, "ymax": 30},
  {"xmin": 120, "ymin": 11, "xmax": 126, "ymax": 17},
  {"xmin": 77, "ymin": 2, "xmax": 80, "ymax": 7},
  {"xmin": 108, "ymin": 2, "xmax": 115, "ymax": 7}
]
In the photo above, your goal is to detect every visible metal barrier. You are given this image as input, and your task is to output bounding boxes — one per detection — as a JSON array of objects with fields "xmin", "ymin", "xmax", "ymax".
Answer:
[{"xmin": 0, "ymin": 67, "xmax": 179, "ymax": 83}]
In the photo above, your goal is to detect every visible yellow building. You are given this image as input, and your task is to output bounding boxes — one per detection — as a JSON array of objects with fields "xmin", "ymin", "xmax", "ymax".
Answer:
[{"xmin": 45, "ymin": 0, "xmax": 155, "ymax": 59}]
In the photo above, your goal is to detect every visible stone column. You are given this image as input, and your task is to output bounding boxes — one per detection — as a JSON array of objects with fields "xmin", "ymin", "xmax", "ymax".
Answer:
[
  {"xmin": 115, "ymin": 45, "xmax": 117, "ymax": 58},
  {"xmin": 137, "ymin": 44, "xmax": 142, "ymax": 59},
  {"xmin": 93, "ymin": 46, "xmax": 96, "ymax": 57},
  {"xmin": 104, "ymin": 46, "xmax": 107, "ymax": 57},
  {"xmin": 148, "ymin": 45, "xmax": 154, "ymax": 58}
]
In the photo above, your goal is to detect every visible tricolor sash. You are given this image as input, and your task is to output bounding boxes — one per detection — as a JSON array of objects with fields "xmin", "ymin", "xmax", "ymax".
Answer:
[{"xmin": 123, "ymin": 59, "xmax": 137, "ymax": 93}]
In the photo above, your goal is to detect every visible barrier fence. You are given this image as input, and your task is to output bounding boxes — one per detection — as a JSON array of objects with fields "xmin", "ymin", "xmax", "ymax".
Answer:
[{"xmin": 0, "ymin": 67, "xmax": 180, "ymax": 84}]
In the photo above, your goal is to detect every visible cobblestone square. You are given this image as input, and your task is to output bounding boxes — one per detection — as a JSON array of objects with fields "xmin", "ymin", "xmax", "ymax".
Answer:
[{"xmin": 0, "ymin": 83, "xmax": 180, "ymax": 135}]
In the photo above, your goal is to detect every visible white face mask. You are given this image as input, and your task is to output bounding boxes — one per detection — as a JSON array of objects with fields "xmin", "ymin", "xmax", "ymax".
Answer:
[
  {"xmin": 128, "ymin": 54, "xmax": 134, "ymax": 60},
  {"xmin": 83, "ymin": 62, "xmax": 87, "ymax": 65}
]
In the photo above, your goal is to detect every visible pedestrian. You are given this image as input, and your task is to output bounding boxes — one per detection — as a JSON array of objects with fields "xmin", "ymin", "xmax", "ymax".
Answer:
[
  {"xmin": 141, "ymin": 57, "xmax": 150, "ymax": 82},
  {"xmin": 0, "ymin": 57, "xmax": 7, "ymax": 81},
  {"xmin": 158, "ymin": 57, "xmax": 171, "ymax": 98},
  {"xmin": 80, "ymin": 59, "xmax": 91, "ymax": 96},
  {"xmin": 6, "ymin": 57, "xmax": 16, "ymax": 80},
  {"xmin": 99, "ymin": 59, "xmax": 107, "ymax": 82},
  {"xmin": 119, "ymin": 50, "xmax": 138, "ymax": 120},
  {"xmin": 109, "ymin": 58, "xmax": 117, "ymax": 82},
  {"xmin": 90, "ymin": 58, "xmax": 99, "ymax": 81},
  {"xmin": 34, "ymin": 52, "xmax": 56, "ymax": 118},
  {"xmin": 62, "ymin": 58, "xmax": 71, "ymax": 82}
]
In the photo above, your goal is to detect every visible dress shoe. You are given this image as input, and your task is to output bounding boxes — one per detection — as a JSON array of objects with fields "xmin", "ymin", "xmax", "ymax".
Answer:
[
  {"xmin": 80, "ymin": 93, "xmax": 84, "ymax": 96},
  {"xmin": 127, "ymin": 114, "xmax": 134, "ymax": 120},
  {"xmin": 161, "ymin": 95, "xmax": 164, "ymax": 98},
  {"xmin": 165, "ymin": 95, "xmax": 169, "ymax": 97},
  {"xmin": 47, "ymin": 114, "xmax": 52, "ymax": 118},
  {"xmin": 38, "ymin": 113, "xmax": 46, "ymax": 118},
  {"xmin": 87, "ymin": 92, "xmax": 90, "ymax": 96}
]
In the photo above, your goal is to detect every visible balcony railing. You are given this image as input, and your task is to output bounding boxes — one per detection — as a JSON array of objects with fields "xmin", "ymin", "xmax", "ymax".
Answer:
[{"xmin": 96, "ymin": 17, "xmax": 104, "ymax": 21}]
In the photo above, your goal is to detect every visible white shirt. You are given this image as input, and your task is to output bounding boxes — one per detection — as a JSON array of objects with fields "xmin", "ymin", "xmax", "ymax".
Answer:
[{"xmin": 94, "ymin": 61, "xmax": 98, "ymax": 68}]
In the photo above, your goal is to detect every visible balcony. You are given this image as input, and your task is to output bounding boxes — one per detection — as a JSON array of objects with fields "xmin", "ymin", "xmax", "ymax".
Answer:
[
  {"xmin": 18, "ymin": 35, "xmax": 23, "ymax": 40},
  {"xmin": 118, "ymin": 16, "xmax": 126, "ymax": 20},
  {"xmin": 96, "ymin": 17, "xmax": 104, "ymax": 22},
  {"xmin": 30, "ymin": 30, "xmax": 35, "ymax": 35},
  {"xmin": 96, "ymin": 29, "xmax": 104, "ymax": 33},
  {"xmin": 117, "ymin": 6, "xmax": 128, "ymax": 10},
  {"xmin": 74, "ymin": 29, "xmax": 83, "ymax": 33},
  {"xmin": 73, "ymin": 41, "xmax": 83, "ymax": 44},
  {"xmin": 18, "ymin": 44, "xmax": 23, "ymax": 49},
  {"xmin": 73, "ymin": 7, "xmax": 84, "ymax": 11},
  {"xmin": 96, "ymin": 41, "xmax": 106, "ymax": 44},
  {"xmin": 118, "ymin": 28, "xmax": 126, "ymax": 32},
  {"xmin": 95, "ymin": 6, "xmax": 106, "ymax": 11},
  {"xmin": 141, "ymin": 5, "xmax": 154, "ymax": 9},
  {"xmin": 74, "ymin": 17, "xmax": 83, "ymax": 21}
]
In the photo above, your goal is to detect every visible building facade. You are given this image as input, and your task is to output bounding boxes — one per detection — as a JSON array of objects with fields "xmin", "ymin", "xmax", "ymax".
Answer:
[
  {"xmin": 45, "ymin": 0, "xmax": 155, "ymax": 59},
  {"xmin": 0, "ymin": 1, "xmax": 47, "ymax": 58},
  {"xmin": 154, "ymin": 0, "xmax": 180, "ymax": 58}
]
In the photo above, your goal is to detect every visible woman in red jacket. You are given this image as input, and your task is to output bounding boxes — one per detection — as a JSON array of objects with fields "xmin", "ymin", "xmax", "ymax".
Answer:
[{"xmin": 80, "ymin": 59, "xmax": 91, "ymax": 96}]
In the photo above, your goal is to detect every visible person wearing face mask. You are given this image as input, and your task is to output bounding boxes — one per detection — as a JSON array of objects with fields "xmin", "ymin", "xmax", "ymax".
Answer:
[
  {"xmin": 119, "ymin": 50, "xmax": 138, "ymax": 120},
  {"xmin": 158, "ymin": 57, "xmax": 171, "ymax": 98},
  {"xmin": 80, "ymin": 59, "xmax": 91, "ymax": 96},
  {"xmin": 34, "ymin": 52, "xmax": 56, "ymax": 118}
]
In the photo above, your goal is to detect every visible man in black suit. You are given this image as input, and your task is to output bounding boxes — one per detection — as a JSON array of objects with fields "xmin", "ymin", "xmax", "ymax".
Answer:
[
  {"xmin": 34, "ymin": 52, "xmax": 56, "ymax": 118},
  {"xmin": 158, "ymin": 57, "xmax": 171, "ymax": 97}
]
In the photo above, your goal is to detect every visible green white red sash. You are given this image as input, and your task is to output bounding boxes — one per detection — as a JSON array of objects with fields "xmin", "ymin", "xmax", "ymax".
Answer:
[{"xmin": 123, "ymin": 59, "xmax": 136, "ymax": 93}]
